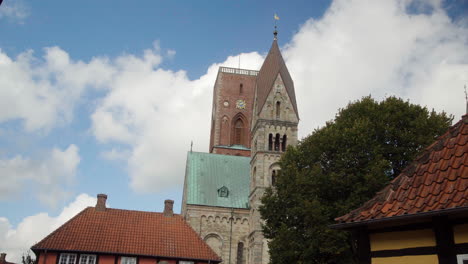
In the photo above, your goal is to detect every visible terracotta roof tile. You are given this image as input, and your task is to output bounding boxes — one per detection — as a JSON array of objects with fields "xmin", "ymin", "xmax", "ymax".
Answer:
[
  {"xmin": 31, "ymin": 208, "xmax": 221, "ymax": 262},
  {"xmin": 336, "ymin": 115, "xmax": 468, "ymax": 224}
]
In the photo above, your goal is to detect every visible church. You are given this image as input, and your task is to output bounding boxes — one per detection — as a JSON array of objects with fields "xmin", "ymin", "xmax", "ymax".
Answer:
[{"xmin": 181, "ymin": 30, "xmax": 299, "ymax": 264}]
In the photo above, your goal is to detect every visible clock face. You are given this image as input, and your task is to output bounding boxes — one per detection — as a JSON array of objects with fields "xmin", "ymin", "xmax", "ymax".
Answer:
[
  {"xmin": 223, "ymin": 101, "xmax": 229, "ymax": 107},
  {"xmin": 236, "ymin": 99, "xmax": 246, "ymax": 109}
]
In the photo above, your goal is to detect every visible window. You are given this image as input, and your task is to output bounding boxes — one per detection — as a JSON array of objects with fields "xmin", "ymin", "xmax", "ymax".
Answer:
[
  {"xmin": 237, "ymin": 242, "xmax": 244, "ymax": 264},
  {"xmin": 282, "ymin": 135, "xmax": 287, "ymax": 152},
  {"xmin": 59, "ymin": 254, "xmax": 77, "ymax": 264},
  {"xmin": 79, "ymin": 255, "xmax": 96, "ymax": 264},
  {"xmin": 268, "ymin": 134, "xmax": 273, "ymax": 151},
  {"xmin": 121, "ymin": 257, "xmax": 136, "ymax": 264},
  {"xmin": 272, "ymin": 170, "xmax": 276, "ymax": 186},
  {"xmin": 274, "ymin": 134, "xmax": 280, "ymax": 151},
  {"xmin": 179, "ymin": 261, "xmax": 194, "ymax": 264},
  {"xmin": 234, "ymin": 118, "xmax": 244, "ymax": 145},
  {"xmin": 239, "ymin": 83, "xmax": 243, "ymax": 94},
  {"xmin": 276, "ymin": 101, "xmax": 281, "ymax": 119},
  {"xmin": 218, "ymin": 186, "xmax": 229, "ymax": 197},
  {"xmin": 457, "ymin": 254, "xmax": 468, "ymax": 264}
]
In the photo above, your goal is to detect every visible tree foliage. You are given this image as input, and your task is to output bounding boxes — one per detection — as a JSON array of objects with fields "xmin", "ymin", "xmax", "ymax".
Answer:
[
  {"xmin": 22, "ymin": 251, "xmax": 36, "ymax": 264},
  {"xmin": 260, "ymin": 96, "xmax": 453, "ymax": 264}
]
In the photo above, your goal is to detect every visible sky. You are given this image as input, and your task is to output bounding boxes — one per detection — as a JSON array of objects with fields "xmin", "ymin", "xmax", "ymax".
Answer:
[{"xmin": 0, "ymin": 0, "xmax": 467, "ymax": 261}]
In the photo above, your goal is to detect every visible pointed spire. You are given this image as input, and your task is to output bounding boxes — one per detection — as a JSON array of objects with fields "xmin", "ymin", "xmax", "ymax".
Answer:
[{"xmin": 255, "ymin": 35, "xmax": 299, "ymax": 118}]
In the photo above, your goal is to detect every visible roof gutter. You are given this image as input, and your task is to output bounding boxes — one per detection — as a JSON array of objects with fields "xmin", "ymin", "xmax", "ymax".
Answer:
[{"xmin": 330, "ymin": 206, "xmax": 468, "ymax": 230}]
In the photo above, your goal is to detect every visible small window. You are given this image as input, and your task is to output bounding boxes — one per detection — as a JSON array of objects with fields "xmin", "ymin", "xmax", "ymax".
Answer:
[
  {"xmin": 282, "ymin": 135, "xmax": 287, "ymax": 152},
  {"xmin": 274, "ymin": 134, "xmax": 280, "ymax": 151},
  {"xmin": 239, "ymin": 84, "xmax": 243, "ymax": 94},
  {"xmin": 218, "ymin": 186, "xmax": 229, "ymax": 197},
  {"xmin": 276, "ymin": 101, "xmax": 281, "ymax": 119},
  {"xmin": 59, "ymin": 254, "xmax": 77, "ymax": 264},
  {"xmin": 179, "ymin": 261, "xmax": 194, "ymax": 264},
  {"xmin": 79, "ymin": 255, "xmax": 96, "ymax": 264},
  {"xmin": 237, "ymin": 242, "xmax": 244, "ymax": 264},
  {"xmin": 457, "ymin": 254, "xmax": 468, "ymax": 264},
  {"xmin": 121, "ymin": 257, "xmax": 136, "ymax": 264},
  {"xmin": 234, "ymin": 118, "xmax": 244, "ymax": 145},
  {"xmin": 272, "ymin": 170, "xmax": 276, "ymax": 186},
  {"xmin": 268, "ymin": 134, "xmax": 273, "ymax": 151}
]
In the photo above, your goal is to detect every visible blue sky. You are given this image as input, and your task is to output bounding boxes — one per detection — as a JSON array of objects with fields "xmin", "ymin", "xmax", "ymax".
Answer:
[{"xmin": 0, "ymin": 0, "xmax": 467, "ymax": 261}]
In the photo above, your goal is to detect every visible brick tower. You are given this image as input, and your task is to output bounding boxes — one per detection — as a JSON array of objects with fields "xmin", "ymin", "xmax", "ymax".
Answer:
[
  {"xmin": 209, "ymin": 67, "xmax": 259, "ymax": 157},
  {"xmin": 248, "ymin": 31, "xmax": 299, "ymax": 264}
]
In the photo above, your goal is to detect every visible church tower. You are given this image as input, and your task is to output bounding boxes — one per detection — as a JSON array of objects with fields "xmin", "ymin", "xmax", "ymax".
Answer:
[
  {"xmin": 209, "ymin": 67, "xmax": 258, "ymax": 157},
  {"xmin": 248, "ymin": 31, "xmax": 299, "ymax": 264}
]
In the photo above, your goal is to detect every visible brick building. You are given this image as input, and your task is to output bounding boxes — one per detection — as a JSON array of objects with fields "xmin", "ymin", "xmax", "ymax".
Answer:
[
  {"xmin": 182, "ymin": 31, "xmax": 299, "ymax": 264},
  {"xmin": 31, "ymin": 195, "xmax": 221, "ymax": 264}
]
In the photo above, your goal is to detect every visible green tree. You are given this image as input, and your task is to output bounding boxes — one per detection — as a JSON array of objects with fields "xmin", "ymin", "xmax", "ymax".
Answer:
[
  {"xmin": 22, "ymin": 251, "xmax": 36, "ymax": 264},
  {"xmin": 260, "ymin": 96, "xmax": 452, "ymax": 264}
]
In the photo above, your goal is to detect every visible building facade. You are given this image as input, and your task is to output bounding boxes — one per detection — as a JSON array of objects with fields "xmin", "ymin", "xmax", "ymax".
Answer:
[
  {"xmin": 182, "ymin": 32, "xmax": 299, "ymax": 264},
  {"xmin": 32, "ymin": 195, "xmax": 221, "ymax": 264}
]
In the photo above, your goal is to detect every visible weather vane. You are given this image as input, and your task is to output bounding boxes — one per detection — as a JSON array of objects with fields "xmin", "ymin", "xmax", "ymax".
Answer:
[{"xmin": 274, "ymin": 13, "xmax": 280, "ymax": 39}]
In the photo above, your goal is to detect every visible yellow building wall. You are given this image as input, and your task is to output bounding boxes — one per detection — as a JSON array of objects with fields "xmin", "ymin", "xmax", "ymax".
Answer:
[
  {"xmin": 372, "ymin": 255, "xmax": 438, "ymax": 264},
  {"xmin": 370, "ymin": 229, "xmax": 436, "ymax": 251},
  {"xmin": 454, "ymin": 223, "xmax": 468, "ymax": 244}
]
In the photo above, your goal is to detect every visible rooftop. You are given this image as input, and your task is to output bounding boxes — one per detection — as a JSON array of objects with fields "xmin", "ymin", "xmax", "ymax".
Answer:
[
  {"xmin": 184, "ymin": 151, "xmax": 250, "ymax": 209},
  {"xmin": 31, "ymin": 204, "xmax": 221, "ymax": 262}
]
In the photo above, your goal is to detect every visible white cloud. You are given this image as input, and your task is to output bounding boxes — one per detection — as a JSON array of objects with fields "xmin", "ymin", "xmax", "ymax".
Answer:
[
  {"xmin": 0, "ymin": 47, "xmax": 114, "ymax": 132},
  {"xmin": 0, "ymin": 194, "xmax": 96, "ymax": 263},
  {"xmin": 1, "ymin": 0, "xmax": 466, "ymax": 195},
  {"xmin": 91, "ymin": 52, "xmax": 264, "ymax": 192},
  {"xmin": 283, "ymin": 0, "xmax": 468, "ymax": 136},
  {"xmin": 0, "ymin": 145, "xmax": 80, "ymax": 207},
  {"xmin": 0, "ymin": 0, "xmax": 29, "ymax": 22}
]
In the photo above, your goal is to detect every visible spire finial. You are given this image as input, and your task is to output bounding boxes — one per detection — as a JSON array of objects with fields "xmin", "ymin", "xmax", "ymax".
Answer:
[{"xmin": 274, "ymin": 13, "xmax": 280, "ymax": 40}]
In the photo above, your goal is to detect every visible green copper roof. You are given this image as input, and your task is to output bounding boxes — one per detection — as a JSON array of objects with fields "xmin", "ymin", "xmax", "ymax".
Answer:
[
  {"xmin": 214, "ymin": 144, "xmax": 251, "ymax": 151},
  {"xmin": 184, "ymin": 151, "xmax": 250, "ymax": 209}
]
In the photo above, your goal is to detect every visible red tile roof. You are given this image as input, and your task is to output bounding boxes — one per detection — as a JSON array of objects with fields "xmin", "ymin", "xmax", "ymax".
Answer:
[
  {"xmin": 256, "ymin": 38, "xmax": 298, "ymax": 117},
  {"xmin": 31, "ymin": 207, "xmax": 221, "ymax": 262},
  {"xmin": 336, "ymin": 115, "xmax": 468, "ymax": 225}
]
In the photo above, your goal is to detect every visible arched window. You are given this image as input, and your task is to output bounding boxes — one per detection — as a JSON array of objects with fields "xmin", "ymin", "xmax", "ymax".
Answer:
[
  {"xmin": 239, "ymin": 84, "xmax": 243, "ymax": 95},
  {"xmin": 274, "ymin": 134, "xmax": 280, "ymax": 151},
  {"xmin": 237, "ymin": 242, "xmax": 244, "ymax": 264},
  {"xmin": 204, "ymin": 234, "xmax": 223, "ymax": 257},
  {"xmin": 272, "ymin": 170, "xmax": 276, "ymax": 186},
  {"xmin": 276, "ymin": 101, "xmax": 281, "ymax": 119},
  {"xmin": 234, "ymin": 118, "xmax": 244, "ymax": 145},
  {"xmin": 268, "ymin": 134, "xmax": 273, "ymax": 151},
  {"xmin": 282, "ymin": 135, "xmax": 287, "ymax": 152},
  {"xmin": 252, "ymin": 167, "xmax": 256, "ymax": 186}
]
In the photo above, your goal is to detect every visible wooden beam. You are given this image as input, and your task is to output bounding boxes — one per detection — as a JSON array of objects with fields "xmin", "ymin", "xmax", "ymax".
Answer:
[
  {"xmin": 433, "ymin": 216, "xmax": 456, "ymax": 264},
  {"xmin": 353, "ymin": 227, "xmax": 371, "ymax": 264}
]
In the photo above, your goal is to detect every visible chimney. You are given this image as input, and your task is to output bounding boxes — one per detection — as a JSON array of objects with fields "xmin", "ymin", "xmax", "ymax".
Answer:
[
  {"xmin": 0, "ymin": 253, "xmax": 6, "ymax": 264},
  {"xmin": 163, "ymin": 199, "xmax": 174, "ymax": 217},
  {"xmin": 96, "ymin": 194, "xmax": 107, "ymax": 211}
]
